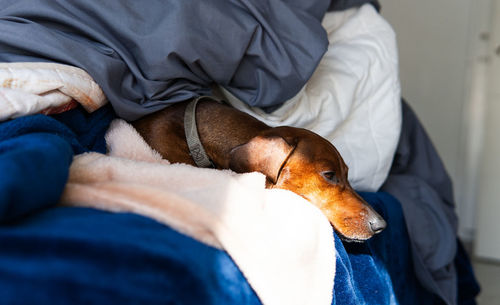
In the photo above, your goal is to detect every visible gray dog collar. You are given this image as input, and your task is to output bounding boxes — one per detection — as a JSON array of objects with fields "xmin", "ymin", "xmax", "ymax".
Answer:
[{"xmin": 184, "ymin": 96, "xmax": 216, "ymax": 168}]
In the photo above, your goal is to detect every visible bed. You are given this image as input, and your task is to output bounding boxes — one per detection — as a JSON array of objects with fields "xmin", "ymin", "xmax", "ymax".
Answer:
[{"xmin": 0, "ymin": 1, "xmax": 480, "ymax": 304}]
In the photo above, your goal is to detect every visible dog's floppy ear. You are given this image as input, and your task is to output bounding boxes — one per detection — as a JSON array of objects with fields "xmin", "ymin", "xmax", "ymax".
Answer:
[{"xmin": 229, "ymin": 135, "xmax": 296, "ymax": 184}]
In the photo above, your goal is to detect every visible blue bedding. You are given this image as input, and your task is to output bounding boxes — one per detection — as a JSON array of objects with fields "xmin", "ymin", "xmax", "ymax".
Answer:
[
  {"xmin": 0, "ymin": 193, "xmax": 413, "ymax": 305},
  {"xmin": 0, "ymin": 107, "xmax": 479, "ymax": 304}
]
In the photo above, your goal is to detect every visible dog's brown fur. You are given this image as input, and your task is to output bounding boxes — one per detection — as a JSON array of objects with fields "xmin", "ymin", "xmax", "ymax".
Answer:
[{"xmin": 133, "ymin": 98, "xmax": 386, "ymax": 241}]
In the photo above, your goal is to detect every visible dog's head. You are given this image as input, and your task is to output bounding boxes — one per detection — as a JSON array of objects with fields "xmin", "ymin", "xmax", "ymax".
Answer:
[{"xmin": 229, "ymin": 126, "xmax": 386, "ymax": 242}]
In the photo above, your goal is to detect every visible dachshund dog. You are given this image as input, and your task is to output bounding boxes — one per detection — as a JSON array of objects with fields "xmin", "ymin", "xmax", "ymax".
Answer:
[{"xmin": 132, "ymin": 96, "xmax": 386, "ymax": 241}]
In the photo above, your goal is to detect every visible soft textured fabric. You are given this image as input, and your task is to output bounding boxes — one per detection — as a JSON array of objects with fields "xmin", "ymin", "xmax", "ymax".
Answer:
[
  {"xmin": 0, "ymin": 107, "xmax": 479, "ymax": 305},
  {"xmin": 335, "ymin": 192, "xmax": 431, "ymax": 305},
  {"xmin": 61, "ymin": 119, "xmax": 336, "ymax": 305},
  {"xmin": 219, "ymin": 4, "xmax": 401, "ymax": 192},
  {"xmin": 0, "ymin": 62, "xmax": 107, "ymax": 121},
  {"xmin": 50, "ymin": 104, "xmax": 116, "ymax": 154},
  {"xmin": 336, "ymin": 193, "xmax": 479, "ymax": 305},
  {"xmin": 0, "ymin": 193, "xmax": 401, "ymax": 305},
  {"xmin": 0, "ymin": 0, "xmax": 331, "ymax": 120},
  {"xmin": 455, "ymin": 239, "xmax": 481, "ymax": 305},
  {"xmin": 0, "ymin": 105, "xmax": 114, "ymax": 221},
  {"xmin": 381, "ymin": 101, "xmax": 461, "ymax": 305},
  {"xmin": 0, "ymin": 132, "xmax": 71, "ymax": 221},
  {"xmin": 1, "ymin": 189, "xmax": 476, "ymax": 305},
  {"xmin": 0, "ymin": 207, "xmax": 263, "ymax": 305}
]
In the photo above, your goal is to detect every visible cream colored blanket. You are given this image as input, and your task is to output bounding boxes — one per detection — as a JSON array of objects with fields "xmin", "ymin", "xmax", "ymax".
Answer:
[
  {"xmin": 61, "ymin": 119, "xmax": 336, "ymax": 305},
  {"xmin": 0, "ymin": 62, "xmax": 106, "ymax": 121}
]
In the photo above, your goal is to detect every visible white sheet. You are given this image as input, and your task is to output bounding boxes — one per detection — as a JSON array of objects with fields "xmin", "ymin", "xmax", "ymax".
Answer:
[{"xmin": 219, "ymin": 4, "xmax": 402, "ymax": 191}]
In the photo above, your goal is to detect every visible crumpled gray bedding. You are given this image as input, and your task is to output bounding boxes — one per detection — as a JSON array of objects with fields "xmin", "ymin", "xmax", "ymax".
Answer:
[
  {"xmin": 0, "ymin": 0, "xmax": 379, "ymax": 120},
  {"xmin": 382, "ymin": 100, "xmax": 459, "ymax": 305},
  {"xmin": 0, "ymin": 0, "xmax": 332, "ymax": 120}
]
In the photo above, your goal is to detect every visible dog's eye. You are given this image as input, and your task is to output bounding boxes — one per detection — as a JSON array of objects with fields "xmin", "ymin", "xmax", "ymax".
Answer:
[{"xmin": 321, "ymin": 171, "xmax": 338, "ymax": 183}]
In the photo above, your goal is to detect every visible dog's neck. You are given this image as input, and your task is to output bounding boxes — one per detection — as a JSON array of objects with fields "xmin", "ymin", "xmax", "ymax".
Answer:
[
  {"xmin": 194, "ymin": 99, "xmax": 269, "ymax": 169},
  {"xmin": 132, "ymin": 98, "xmax": 270, "ymax": 169}
]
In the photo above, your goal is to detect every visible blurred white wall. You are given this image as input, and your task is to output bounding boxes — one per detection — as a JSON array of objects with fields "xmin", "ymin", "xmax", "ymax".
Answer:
[
  {"xmin": 474, "ymin": 1, "xmax": 500, "ymax": 261},
  {"xmin": 379, "ymin": 0, "xmax": 495, "ymax": 243}
]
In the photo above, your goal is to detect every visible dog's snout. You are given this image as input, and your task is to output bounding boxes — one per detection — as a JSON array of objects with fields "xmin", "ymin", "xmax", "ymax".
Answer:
[{"xmin": 369, "ymin": 215, "xmax": 386, "ymax": 234}]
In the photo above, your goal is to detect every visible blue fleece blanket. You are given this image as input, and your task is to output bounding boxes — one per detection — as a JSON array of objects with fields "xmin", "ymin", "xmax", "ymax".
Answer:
[{"xmin": 0, "ymin": 107, "xmax": 479, "ymax": 305}]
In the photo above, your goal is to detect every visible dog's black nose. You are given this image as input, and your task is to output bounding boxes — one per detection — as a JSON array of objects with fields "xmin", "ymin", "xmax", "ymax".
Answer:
[{"xmin": 369, "ymin": 216, "xmax": 387, "ymax": 234}]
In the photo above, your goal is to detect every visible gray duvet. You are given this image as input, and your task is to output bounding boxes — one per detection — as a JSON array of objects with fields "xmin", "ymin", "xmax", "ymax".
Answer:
[{"xmin": 0, "ymin": 0, "xmax": 330, "ymax": 120}]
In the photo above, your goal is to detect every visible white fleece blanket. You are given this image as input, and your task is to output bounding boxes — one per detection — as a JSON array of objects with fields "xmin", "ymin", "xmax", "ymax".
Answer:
[
  {"xmin": 219, "ymin": 4, "xmax": 402, "ymax": 192},
  {"xmin": 0, "ymin": 62, "xmax": 107, "ymax": 120},
  {"xmin": 61, "ymin": 119, "xmax": 336, "ymax": 305}
]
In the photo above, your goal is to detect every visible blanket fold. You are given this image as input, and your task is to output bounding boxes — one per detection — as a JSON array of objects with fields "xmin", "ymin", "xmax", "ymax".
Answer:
[
  {"xmin": 0, "ymin": 104, "xmax": 114, "ymax": 221},
  {"xmin": 381, "ymin": 101, "xmax": 460, "ymax": 305},
  {"xmin": 0, "ymin": 131, "xmax": 72, "ymax": 221},
  {"xmin": 0, "ymin": 62, "xmax": 107, "ymax": 121}
]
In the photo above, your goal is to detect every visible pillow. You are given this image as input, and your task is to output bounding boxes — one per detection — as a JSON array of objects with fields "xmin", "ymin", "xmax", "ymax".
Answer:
[{"xmin": 219, "ymin": 4, "xmax": 401, "ymax": 191}]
